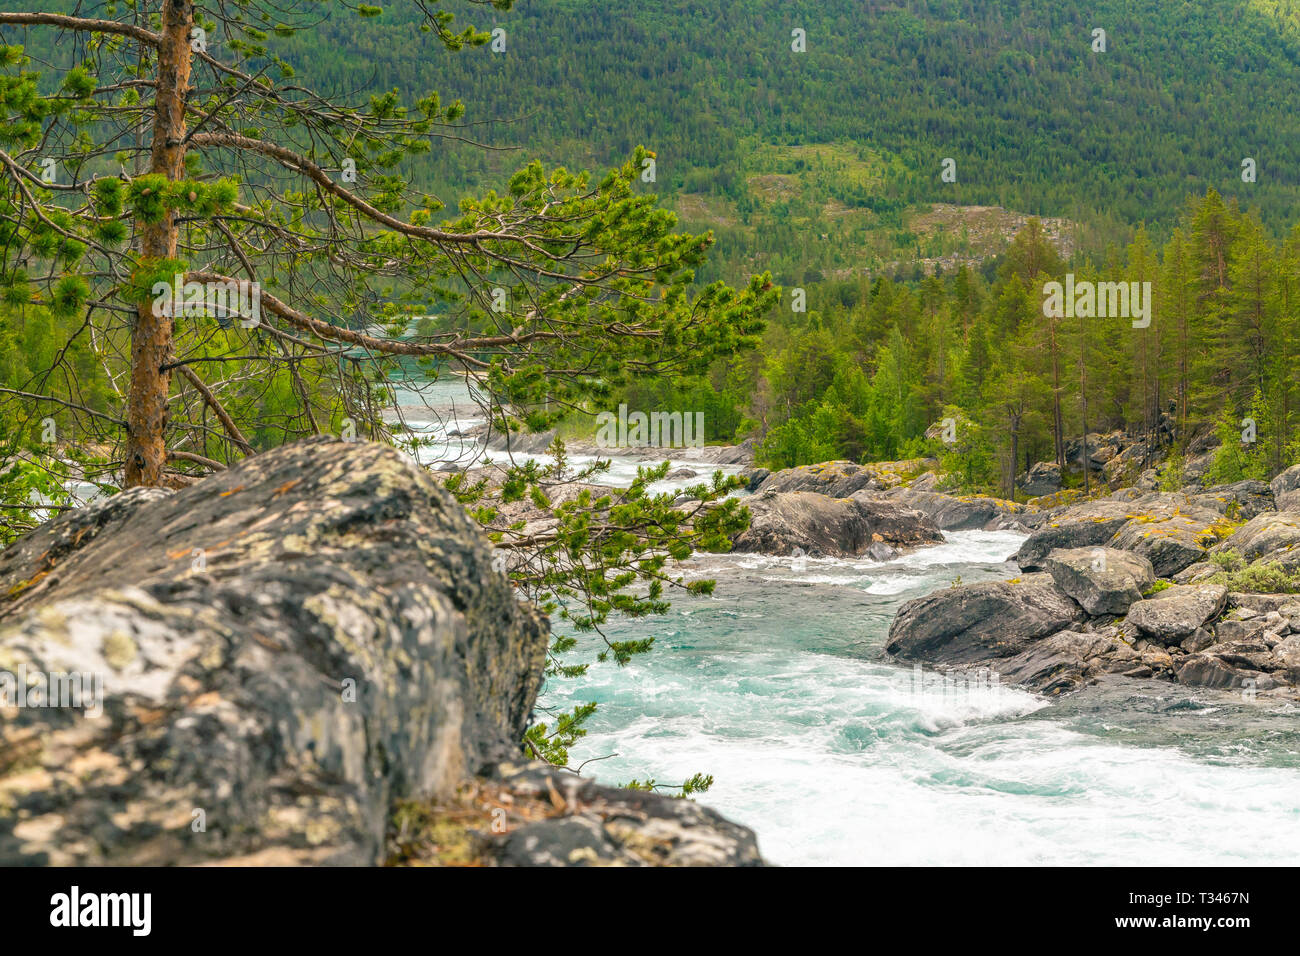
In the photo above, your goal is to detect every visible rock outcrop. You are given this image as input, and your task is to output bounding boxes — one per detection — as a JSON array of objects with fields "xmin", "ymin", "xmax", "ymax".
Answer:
[
  {"xmin": 1043, "ymin": 547, "xmax": 1155, "ymax": 616},
  {"xmin": 750, "ymin": 460, "xmax": 884, "ymax": 498},
  {"xmin": 1125, "ymin": 584, "xmax": 1229, "ymax": 644},
  {"xmin": 1020, "ymin": 461, "xmax": 1062, "ymax": 497},
  {"xmin": 1270, "ymin": 465, "xmax": 1300, "ymax": 511},
  {"xmin": 732, "ymin": 490, "xmax": 943, "ymax": 558},
  {"xmin": 0, "ymin": 438, "xmax": 762, "ymax": 866},
  {"xmin": 881, "ymin": 488, "xmax": 1029, "ymax": 531},
  {"xmin": 884, "ymin": 574, "xmax": 1086, "ymax": 665},
  {"xmin": 1013, "ymin": 500, "xmax": 1140, "ymax": 570},
  {"xmin": 873, "ymin": 445, "xmax": 1300, "ymax": 700},
  {"xmin": 1212, "ymin": 512, "xmax": 1300, "ymax": 567},
  {"xmin": 1107, "ymin": 508, "xmax": 1223, "ymax": 577}
]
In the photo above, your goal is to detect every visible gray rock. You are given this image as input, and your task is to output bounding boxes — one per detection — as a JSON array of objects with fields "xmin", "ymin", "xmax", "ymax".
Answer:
[
  {"xmin": 1125, "ymin": 584, "xmax": 1229, "ymax": 644},
  {"xmin": 908, "ymin": 472, "xmax": 940, "ymax": 492},
  {"xmin": 1014, "ymin": 500, "xmax": 1140, "ymax": 570},
  {"xmin": 1229, "ymin": 592, "xmax": 1300, "ymax": 614},
  {"xmin": 1020, "ymin": 461, "xmax": 1062, "ymax": 497},
  {"xmin": 733, "ymin": 490, "xmax": 943, "ymax": 558},
  {"xmin": 751, "ymin": 460, "xmax": 883, "ymax": 498},
  {"xmin": 882, "ymin": 488, "xmax": 1025, "ymax": 531},
  {"xmin": 489, "ymin": 765, "xmax": 763, "ymax": 867},
  {"xmin": 1270, "ymin": 464, "xmax": 1300, "ymax": 512},
  {"xmin": 1043, "ymin": 547, "xmax": 1156, "ymax": 616},
  {"xmin": 1180, "ymin": 627, "xmax": 1216, "ymax": 653},
  {"xmin": 0, "ymin": 438, "xmax": 549, "ymax": 865},
  {"xmin": 1175, "ymin": 655, "xmax": 1275, "ymax": 693},
  {"xmin": 1109, "ymin": 509, "xmax": 1223, "ymax": 577},
  {"xmin": 1212, "ymin": 618, "xmax": 1268, "ymax": 644},
  {"xmin": 1190, "ymin": 480, "xmax": 1276, "ymax": 520},
  {"xmin": 1274, "ymin": 634, "xmax": 1300, "ymax": 672},
  {"xmin": 988, "ymin": 628, "xmax": 1136, "ymax": 695},
  {"xmin": 885, "ymin": 574, "xmax": 1085, "ymax": 665},
  {"xmin": 1213, "ymin": 512, "xmax": 1300, "ymax": 566},
  {"xmin": 1173, "ymin": 561, "xmax": 1218, "ymax": 585},
  {"xmin": 0, "ymin": 439, "xmax": 765, "ymax": 868}
]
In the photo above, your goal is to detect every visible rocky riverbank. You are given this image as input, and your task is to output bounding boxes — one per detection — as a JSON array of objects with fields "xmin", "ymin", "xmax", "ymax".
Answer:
[
  {"xmin": 885, "ymin": 466, "xmax": 1300, "ymax": 699},
  {"xmin": 0, "ymin": 438, "xmax": 763, "ymax": 866},
  {"xmin": 742, "ymin": 453, "xmax": 1300, "ymax": 700}
]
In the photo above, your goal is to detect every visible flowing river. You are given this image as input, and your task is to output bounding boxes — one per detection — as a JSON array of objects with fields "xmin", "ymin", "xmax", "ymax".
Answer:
[{"xmin": 399, "ymin": 383, "xmax": 1300, "ymax": 866}]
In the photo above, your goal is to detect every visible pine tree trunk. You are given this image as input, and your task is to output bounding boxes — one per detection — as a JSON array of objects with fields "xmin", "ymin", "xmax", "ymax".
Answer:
[{"xmin": 125, "ymin": 0, "xmax": 192, "ymax": 487}]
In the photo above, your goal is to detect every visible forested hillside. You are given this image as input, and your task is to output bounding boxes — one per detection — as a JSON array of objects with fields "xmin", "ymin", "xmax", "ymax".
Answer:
[
  {"xmin": 6, "ymin": 0, "xmax": 1300, "ymax": 501},
  {"xmin": 712, "ymin": 191, "xmax": 1300, "ymax": 499},
  {"xmin": 15, "ymin": 0, "xmax": 1300, "ymax": 279},
  {"xmin": 262, "ymin": 0, "xmax": 1300, "ymax": 279}
]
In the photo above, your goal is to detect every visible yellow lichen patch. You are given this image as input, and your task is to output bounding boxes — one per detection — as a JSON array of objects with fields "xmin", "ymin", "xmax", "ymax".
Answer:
[
  {"xmin": 101, "ymin": 631, "xmax": 138, "ymax": 671},
  {"xmin": 7, "ymin": 569, "xmax": 50, "ymax": 598},
  {"xmin": 0, "ymin": 727, "xmax": 45, "ymax": 779}
]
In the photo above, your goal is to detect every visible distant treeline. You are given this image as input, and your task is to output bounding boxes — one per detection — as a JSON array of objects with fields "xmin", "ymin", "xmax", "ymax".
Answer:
[{"xmin": 622, "ymin": 190, "xmax": 1300, "ymax": 496}]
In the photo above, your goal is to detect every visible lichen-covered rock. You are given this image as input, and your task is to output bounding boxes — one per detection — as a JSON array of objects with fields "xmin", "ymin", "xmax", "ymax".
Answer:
[
  {"xmin": 490, "ymin": 765, "xmax": 763, "ymax": 867},
  {"xmin": 732, "ymin": 490, "xmax": 943, "ymax": 558},
  {"xmin": 750, "ymin": 460, "xmax": 884, "ymax": 497},
  {"xmin": 882, "ymin": 488, "xmax": 1027, "ymax": 531},
  {"xmin": 0, "ymin": 438, "xmax": 549, "ymax": 865},
  {"xmin": 1124, "ymin": 584, "xmax": 1228, "ymax": 645},
  {"xmin": 885, "ymin": 574, "xmax": 1085, "ymax": 665},
  {"xmin": 1108, "ymin": 508, "xmax": 1224, "ymax": 577},
  {"xmin": 1212, "ymin": 512, "xmax": 1300, "ymax": 567},
  {"xmin": 1043, "ymin": 547, "xmax": 1155, "ymax": 616},
  {"xmin": 1014, "ymin": 500, "xmax": 1142, "ymax": 570},
  {"xmin": 1189, "ymin": 480, "xmax": 1275, "ymax": 520}
]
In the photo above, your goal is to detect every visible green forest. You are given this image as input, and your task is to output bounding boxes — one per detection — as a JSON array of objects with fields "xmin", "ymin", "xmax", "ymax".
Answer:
[
  {"xmin": 6, "ymin": 0, "xmax": 1300, "ymax": 504},
  {"xmin": 635, "ymin": 191, "xmax": 1300, "ymax": 499},
  {"xmin": 266, "ymin": 0, "xmax": 1300, "ymax": 279},
  {"xmin": 210, "ymin": 0, "xmax": 1300, "ymax": 490}
]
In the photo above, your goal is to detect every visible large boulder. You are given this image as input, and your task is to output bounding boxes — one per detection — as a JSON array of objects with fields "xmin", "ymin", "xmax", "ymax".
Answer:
[
  {"xmin": 0, "ymin": 439, "xmax": 548, "ymax": 865},
  {"xmin": 1019, "ymin": 461, "xmax": 1062, "ymax": 498},
  {"xmin": 750, "ymin": 460, "xmax": 883, "ymax": 498},
  {"xmin": 1107, "ymin": 508, "xmax": 1225, "ymax": 578},
  {"xmin": 885, "ymin": 574, "xmax": 1085, "ymax": 665},
  {"xmin": 1212, "ymin": 512, "xmax": 1300, "ymax": 567},
  {"xmin": 732, "ymin": 490, "xmax": 943, "ymax": 558},
  {"xmin": 1270, "ymin": 464, "xmax": 1300, "ymax": 511},
  {"xmin": 0, "ymin": 439, "xmax": 763, "ymax": 866},
  {"xmin": 1125, "ymin": 584, "xmax": 1229, "ymax": 645},
  {"xmin": 881, "ymin": 488, "xmax": 1024, "ymax": 531},
  {"xmin": 1014, "ymin": 500, "xmax": 1142, "ymax": 570},
  {"xmin": 1043, "ymin": 547, "xmax": 1156, "ymax": 616}
]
